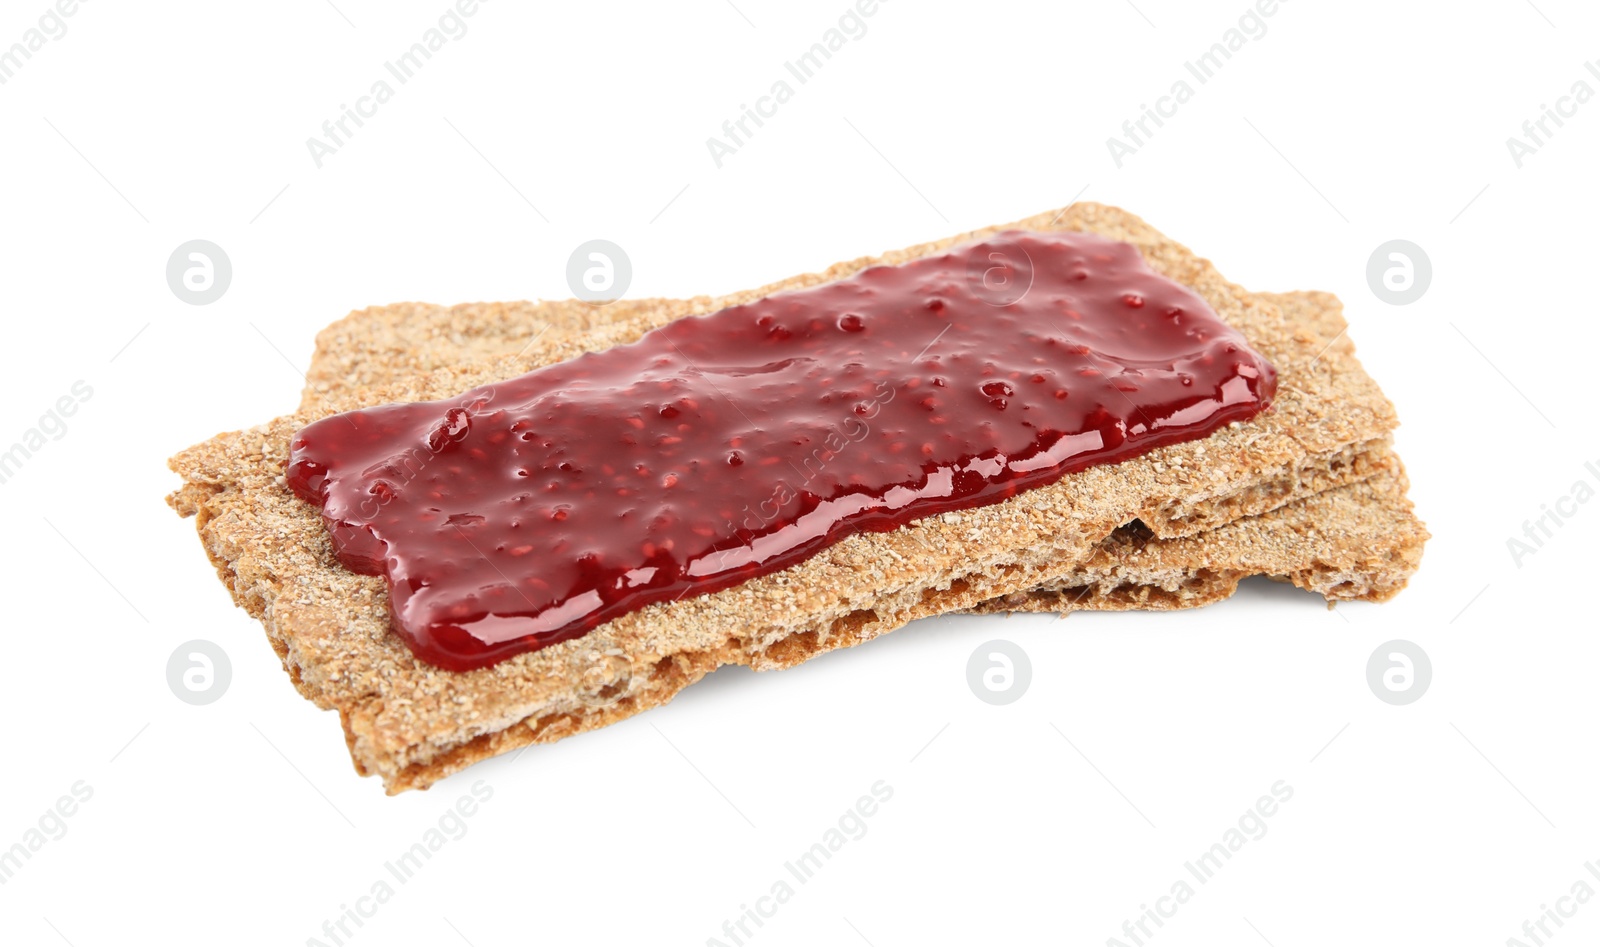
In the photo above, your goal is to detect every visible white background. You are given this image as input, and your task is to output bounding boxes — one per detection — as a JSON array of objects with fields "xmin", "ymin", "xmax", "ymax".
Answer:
[{"xmin": 1, "ymin": 1, "xmax": 1596, "ymax": 944}]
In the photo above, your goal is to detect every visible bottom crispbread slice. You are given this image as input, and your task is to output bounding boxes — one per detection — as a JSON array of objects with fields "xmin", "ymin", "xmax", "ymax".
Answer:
[
  {"xmin": 302, "ymin": 288, "xmax": 1424, "ymax": 610},
  {"xmin": 971, "ymin": 466, "xmax": 1424, "ymax": 614},
  {"xmin": 168, "ymin": 202, "xmax": 1425, "ymax": 793}
]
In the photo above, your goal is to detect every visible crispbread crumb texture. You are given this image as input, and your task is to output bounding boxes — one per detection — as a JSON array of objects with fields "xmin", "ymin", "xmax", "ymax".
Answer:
[
  {"xmin": 168, "ymin": 203, "xmax": 1425, "ymax": 793},
  {"xmin": 969, "ymin": 466, "xmax": 1426, "ymax": 615}
]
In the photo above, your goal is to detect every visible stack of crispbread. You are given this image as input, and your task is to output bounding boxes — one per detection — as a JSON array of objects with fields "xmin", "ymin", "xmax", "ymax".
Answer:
[{"xmin": 168, "ymin": 203, "xmax": 1426, "ymax": 793}]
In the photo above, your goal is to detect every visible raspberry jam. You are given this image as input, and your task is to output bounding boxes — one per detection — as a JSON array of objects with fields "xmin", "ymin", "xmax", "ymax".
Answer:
[{"xmin": 287, "ymin": 231, "xmax": 1276, "ymax": 670}]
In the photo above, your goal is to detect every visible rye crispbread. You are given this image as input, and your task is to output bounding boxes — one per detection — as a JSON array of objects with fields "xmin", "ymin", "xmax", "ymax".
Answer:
[{"xmin": 168, "ymin": 203, "xmax": 1422, "ymax": 792}]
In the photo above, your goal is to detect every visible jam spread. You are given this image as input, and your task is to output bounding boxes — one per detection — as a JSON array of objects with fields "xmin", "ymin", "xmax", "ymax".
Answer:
[{"xmin": 287, "ymin": 231, "xmax": 1277, "ymax": 670}]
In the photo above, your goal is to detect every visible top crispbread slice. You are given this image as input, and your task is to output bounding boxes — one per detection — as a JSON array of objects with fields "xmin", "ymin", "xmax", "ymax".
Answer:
[{"xmin": 169, "ymin": 202, "xmax": 1415, "ymax": 793}]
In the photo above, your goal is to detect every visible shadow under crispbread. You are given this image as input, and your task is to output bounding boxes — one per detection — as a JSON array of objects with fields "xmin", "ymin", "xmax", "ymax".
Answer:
[{"xmin": 168, "ymin": 203, "xmax": 1423, "ymax": 793}]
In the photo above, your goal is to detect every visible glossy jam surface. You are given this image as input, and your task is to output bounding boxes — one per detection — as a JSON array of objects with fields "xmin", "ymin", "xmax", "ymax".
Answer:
[{"xmin": 287, "ymin": 231, "xmax": 1277, "ymax": 670}]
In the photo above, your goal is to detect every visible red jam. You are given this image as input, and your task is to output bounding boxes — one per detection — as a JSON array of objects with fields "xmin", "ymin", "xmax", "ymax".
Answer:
[{"xmin": 288, "ymin": 231, "xmax": 1276, "ymax": 670}]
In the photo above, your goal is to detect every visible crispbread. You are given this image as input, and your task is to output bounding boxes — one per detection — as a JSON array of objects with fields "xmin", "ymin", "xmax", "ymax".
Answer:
[{"xmin": 168, "ymin": 202, "xmax": 1422, "ymax": 792}]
